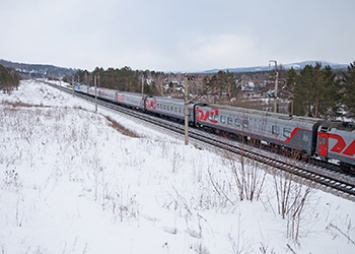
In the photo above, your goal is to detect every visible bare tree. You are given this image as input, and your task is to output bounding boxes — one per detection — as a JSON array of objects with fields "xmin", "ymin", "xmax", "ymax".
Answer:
[
  {"xmin": 272, "ymin": 169, "xmax": 312, "ymax": 242},
  {"xmin": 224, "ymin": 150, "xmax": 266, "ymax": 202}
]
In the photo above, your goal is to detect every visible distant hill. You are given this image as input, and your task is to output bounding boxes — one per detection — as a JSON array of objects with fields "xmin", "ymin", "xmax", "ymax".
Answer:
[
  {"xmin": 0, "ymin": 59, "xmax": 77, "ymax": 79},
  {"xmin": 202, "ymin": 60, "xmax": 349, "ymax": 74},
  {"xmin": 0, "ymin": 59, "xmax": 350, "ymax": 77}
]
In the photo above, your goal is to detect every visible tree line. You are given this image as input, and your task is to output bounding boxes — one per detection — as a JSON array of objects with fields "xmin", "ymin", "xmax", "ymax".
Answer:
[
  {"xmin": 285, "ymin": 61, "xmax": 355, "ymax": 119},
  {"xmin": 0, "ymin": 64, "xmax": 20, "ymax": 94},
  {"xmin": 67, "ymin": 67, "xmax": 165, "ymax": 96}
]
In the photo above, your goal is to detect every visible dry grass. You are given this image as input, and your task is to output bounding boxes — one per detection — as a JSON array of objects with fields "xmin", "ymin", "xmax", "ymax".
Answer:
[
  {"xmin": 104, "ymin": 116, "xmax": 140, "ymax": 138},
  {"xmin": 2, "ymin": 99, "xmax": 140, "ymax": 138},
  {"xmin": 1, "ymin": 101, "xmax": 48, "ymax": 108}
]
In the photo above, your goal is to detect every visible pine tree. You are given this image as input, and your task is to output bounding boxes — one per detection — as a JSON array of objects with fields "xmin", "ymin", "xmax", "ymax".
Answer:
[
  {"xmin": 313, "ymin": 62, "xmax": 323, "ymax": 117},
  {"xmin": 341, "ymin": 61, "xmax": 355, "ymax": 118},
  {"xmin": 292, "ymin": 63, "xmax": 337, "ymax": 118},
  {"xmin": 318, "ymin": 65, "xmax": 337, "ymax": 119},
  {"xmin": 286, "ymin": 67, "xmax": 298, "ymax": 115},
  {"xmin": 297, "ymin": 65, "xmax": 315, "ymax": 116},
  {"xmin": 0, "ymin": 64, "xmax": 20, "ymax": 94}
]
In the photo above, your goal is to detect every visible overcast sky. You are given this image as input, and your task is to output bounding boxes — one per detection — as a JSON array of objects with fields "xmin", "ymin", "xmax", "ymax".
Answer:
[{"xmin": 1, "ymin": 0, "xmax": 354, "ymax": 72}]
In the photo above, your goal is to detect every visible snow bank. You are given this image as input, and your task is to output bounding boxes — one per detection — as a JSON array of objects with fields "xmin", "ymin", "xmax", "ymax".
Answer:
[{"xmin": 1, "ymin": 80, "xmax": 354, "ymax": 253}]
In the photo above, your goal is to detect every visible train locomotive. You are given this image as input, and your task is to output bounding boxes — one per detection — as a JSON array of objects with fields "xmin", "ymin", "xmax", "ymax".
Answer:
[{"xmin": 74, "ymin": 83, "xmax": 355, "ymax": 172}]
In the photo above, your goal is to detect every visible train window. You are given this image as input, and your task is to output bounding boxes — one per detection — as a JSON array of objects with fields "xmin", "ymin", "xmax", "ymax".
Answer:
[
  {"xmin": 235, "ymin": 119, "xmax": 241, "ymax": 127},
  {"xmin": 227, "ymin": 117, "xmax": 233, "ymax": 125},
  {"xmin": 179, "ymin": 107, "xmax": 181, "ymax": 113},
  {"xmin": 171, "ymin": 106, "xmax": 174, "ymax": 111},
  {"xmin": 242, "ymin": 120, "xmax": 249, "ymax": 129},
  {"xmin": 220, "ymin": 116, "xmax": 226, "ymax": 123},
  {"xmin": 209, "ymin": 114, "xmax": 213, "ymax": 120},
  {"xmin": 303, "ymin": 133, "xmax": 309, "ymax": 142},
  {"xmin": 163, "ymin": 104, "xmax": 166, "ymax": 110},
  {"xmin": 283, "ymin": 128, "xmax": 291, "ymax": 138},
  {"xmin": 272, "ymin": 125, "xmax": 279, "ymax": 135},
  {"xmin": 214, "ymin": 114, "xmax": 219, "ymax": 122}
]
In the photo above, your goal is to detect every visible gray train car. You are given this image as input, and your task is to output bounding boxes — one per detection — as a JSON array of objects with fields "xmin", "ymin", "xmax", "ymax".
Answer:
[
  {"xmin": 194, "ymin": 104, "xmax": 322, "ymax": 154},
  {"xmin": 115, "ymin": 91, "xmax": 144, "ymax": 110},
  {"xmin": 145, "ymin": 96, "xmax": 194, "ymax": 123},
  {"xmin": 98, "ymin": 87, "xmax": 117, "ymax": 102}
]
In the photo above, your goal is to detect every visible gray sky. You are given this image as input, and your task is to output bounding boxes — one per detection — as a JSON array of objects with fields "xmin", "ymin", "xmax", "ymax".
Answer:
[{"xmin": 1, "ymin": 0, "xmax": 354, "ymax": 72}]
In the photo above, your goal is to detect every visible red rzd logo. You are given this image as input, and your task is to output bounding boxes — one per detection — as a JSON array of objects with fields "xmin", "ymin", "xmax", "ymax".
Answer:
[{"xmin": 196, "ymin": 108, "xmax": 218, "ymax": 124}]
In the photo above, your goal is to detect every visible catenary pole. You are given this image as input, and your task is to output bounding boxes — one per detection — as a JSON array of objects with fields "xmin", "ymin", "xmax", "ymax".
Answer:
[
  {"xmin": 184, "ymin": 74, "xmax": 189, "ymax": 145},
  {"xmin": 94, "ymin": 75, "xmax": 97, "ymax": 113},
  {"xmin": 269, "ymin": 60, "xmax": 278, "ymax": 113},
  {"xmin": 72, "ymin": 77, "xmax": 74, "ymax": 97}
]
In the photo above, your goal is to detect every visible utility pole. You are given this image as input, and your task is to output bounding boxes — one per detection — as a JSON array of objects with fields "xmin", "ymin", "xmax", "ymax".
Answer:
[
  {"xmin": 269, "ymin": 60, "xmax": 278, "ymax": 113},
  {"xmin": 72, "ymin": 77, "xmax": 74, "ymax": 97},
  {"xmin": 184, "ymin": 74, "xmax": 189, "ymax": 145},
  {"xmin": 291, "ymin": 80, "xmax": 295, "ymax": 115},
  {"xmin": 94, "ymin": 75, "xmax": 98, "ymax": 113},
  {"xmin": 141, "ymin": 74, "xmax": 144, "ymax": 96}
]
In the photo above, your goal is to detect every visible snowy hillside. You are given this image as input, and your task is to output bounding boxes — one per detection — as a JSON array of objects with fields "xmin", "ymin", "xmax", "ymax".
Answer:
[{"xmin": 1, "ymin": 80, "xmax": 354, "ymax": 253}]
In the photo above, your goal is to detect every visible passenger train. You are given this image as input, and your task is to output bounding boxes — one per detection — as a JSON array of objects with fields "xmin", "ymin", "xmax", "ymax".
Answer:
[{"xmin": 74, "ymin": 83, "xmax": 355, "ymax": 172}]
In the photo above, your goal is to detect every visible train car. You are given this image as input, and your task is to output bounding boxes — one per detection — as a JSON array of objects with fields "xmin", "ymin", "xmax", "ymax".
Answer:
[
  {"xmin": 145, "ymin": 96, "xmax": 194, "ymax": 123},
  {"xmin": 97, "ymin": 87, "xmax": 117, "ymax": 102},
  {"xmin": 74, "ymin": 83, "xmax": 82, "ymax": 92},
  {"xmin": 194, "ymin": 104, "xmax": 322, "ymax": 155},
  {"xmin": 88, "ymin": 86, "xmax": 98, "ymax": 97},
  {"xmin": 317, "ymin": 121, "xmax": 355, "ymax": 170},
  {"xmin": 115, "ymin": 91, "xmax": 145, "ymax": 110},
  {"xmin": 74, "ymin": 83, "xmax": 90, "ymax": 94}
]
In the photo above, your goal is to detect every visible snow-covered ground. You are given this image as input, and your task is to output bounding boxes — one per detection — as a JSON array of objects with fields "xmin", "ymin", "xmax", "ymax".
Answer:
[{"xmin": 1, "ymin": 80, "xmax": 355, "ymax": 254}]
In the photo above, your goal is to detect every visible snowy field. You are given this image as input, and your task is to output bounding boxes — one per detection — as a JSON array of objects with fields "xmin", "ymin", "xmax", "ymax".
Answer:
[{"xmin": 1, "ymin": 80, "xmax": 355, "ymax": 254}]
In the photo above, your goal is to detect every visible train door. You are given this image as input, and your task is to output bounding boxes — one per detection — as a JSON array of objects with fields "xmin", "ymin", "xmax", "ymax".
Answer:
[{"xmin": 318, "ymin": 132, "xmax": 328, "ymax": 157}]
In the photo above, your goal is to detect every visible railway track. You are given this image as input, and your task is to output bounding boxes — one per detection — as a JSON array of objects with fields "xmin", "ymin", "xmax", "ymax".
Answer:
[{"xmin": 46, "ymin": 82, "xmax": 355, "ymax": 201}]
